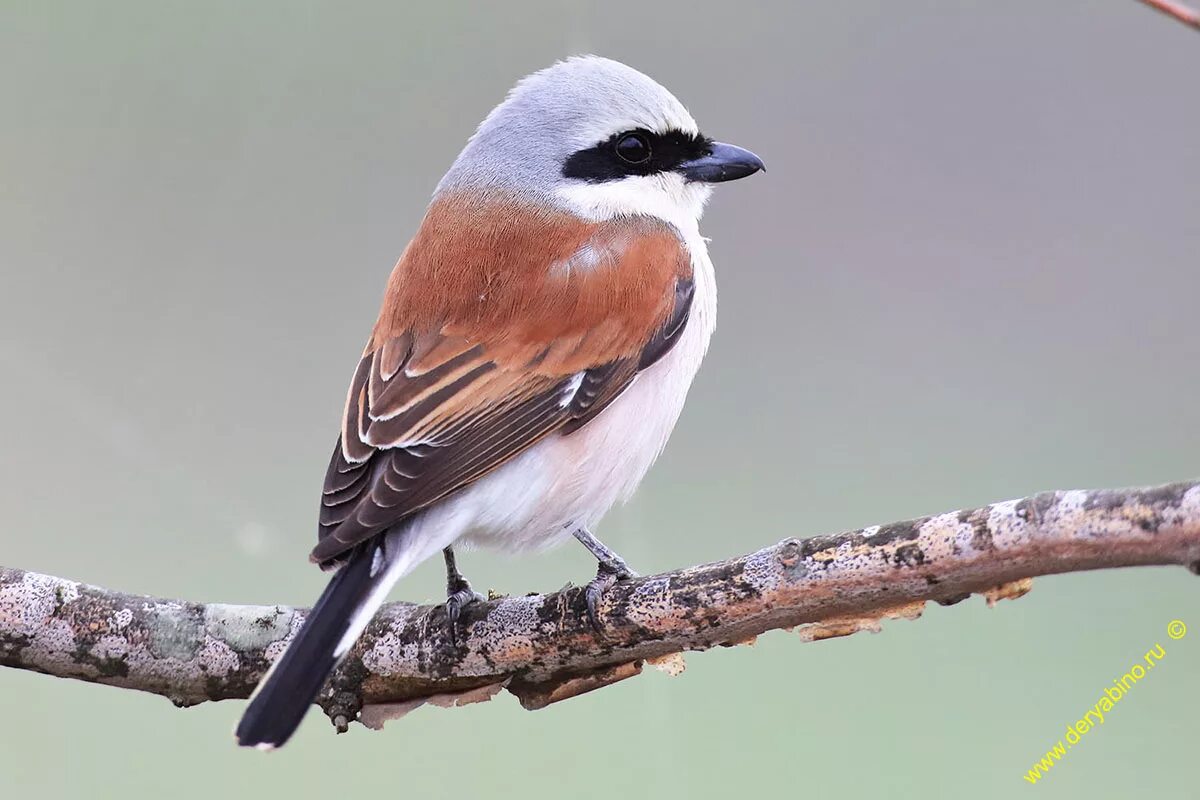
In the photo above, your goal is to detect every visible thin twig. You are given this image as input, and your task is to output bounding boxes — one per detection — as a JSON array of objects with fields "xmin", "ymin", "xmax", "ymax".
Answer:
[
  {"xmin": 1137, "ymin": 0, "xmax": 1200, "ymax": 31},
  {"xmin": 2, "ymin": 481, "xmax": 1199, "ymax": 732}
]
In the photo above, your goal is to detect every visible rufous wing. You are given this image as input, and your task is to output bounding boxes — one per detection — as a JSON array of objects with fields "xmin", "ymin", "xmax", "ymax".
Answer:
[{"xmin": 312, "ymin": 195, "xmax": 694, "ymax": 565}]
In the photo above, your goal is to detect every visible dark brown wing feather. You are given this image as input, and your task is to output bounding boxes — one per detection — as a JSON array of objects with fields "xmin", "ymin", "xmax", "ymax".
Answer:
[{"xmin": 312, "ymin": 304, "xmax": 686, "ymax": 565}]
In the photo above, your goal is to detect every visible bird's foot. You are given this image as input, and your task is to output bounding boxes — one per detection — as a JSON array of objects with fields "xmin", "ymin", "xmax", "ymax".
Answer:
[
  {"xmin": 442, "ymin": 576, "xmax": 486, "ymax": 647},
  {"xmin": 569, "ymin": 527, "xmax": 638, "ymax": 632},
  {"xmin": 437, "ymin": 547, "xmax": 485, "ymax": 647},
  {"xmin": 584, "ymin": 559, "xmax": 637, "ymax": 633}
]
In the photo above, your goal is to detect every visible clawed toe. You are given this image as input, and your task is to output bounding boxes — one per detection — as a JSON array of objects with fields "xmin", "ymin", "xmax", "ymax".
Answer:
[
  {"xmin": 439, "ymin": 546, "xmax": 485, "ymax": 646},
  {"xmin": 445, "ymin": 584, "xmax": 486, "ymax": 625},
  {"xmin": 443, "ymin": 581, "xmax": 485, "ymax": 645},
  {"xmin": 584, "ymin": 562, "xmax": 637, "ymax": 633},
  {"xmin": 569, "ymin": 527, "xmax": 638, "ymax": 633}
]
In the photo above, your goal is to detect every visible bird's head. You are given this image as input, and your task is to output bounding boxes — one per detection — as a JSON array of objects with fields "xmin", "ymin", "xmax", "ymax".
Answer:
[{"xmin": 437, "ymin": 55, "xmax": 764, "ymax": 232}]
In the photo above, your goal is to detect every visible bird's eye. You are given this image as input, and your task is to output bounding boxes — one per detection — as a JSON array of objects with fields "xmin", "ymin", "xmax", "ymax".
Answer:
[{"xmin": 614, "ymin": 132, "xmax": 652, "ymax": 164}]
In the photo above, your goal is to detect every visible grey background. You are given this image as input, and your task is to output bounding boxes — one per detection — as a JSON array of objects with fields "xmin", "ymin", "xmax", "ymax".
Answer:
[{"xmin": 2, "ymin": 2, "xmax": 1197, "ymax": 797}]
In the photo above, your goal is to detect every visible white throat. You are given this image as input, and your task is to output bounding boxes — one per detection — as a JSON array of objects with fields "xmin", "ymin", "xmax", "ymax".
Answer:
[{"xmin": 554, "ymin": 172, "xmax": 713, "ymax": 244}]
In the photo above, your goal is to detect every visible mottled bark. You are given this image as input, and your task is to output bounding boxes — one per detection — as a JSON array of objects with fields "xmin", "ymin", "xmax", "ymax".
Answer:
[{"xmin": 3, "ymin": 482, "xmax": 1199, "ymax": 732}]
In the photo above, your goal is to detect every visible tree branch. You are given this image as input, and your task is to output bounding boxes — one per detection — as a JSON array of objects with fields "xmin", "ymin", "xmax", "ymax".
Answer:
[
  {"xmin": 3, "ymin": 481, "xmax": 1199, "ymax": 732},
  {"xmin": 1136, "ymin": 0, "xmax": 1200, "ymax": 32}
]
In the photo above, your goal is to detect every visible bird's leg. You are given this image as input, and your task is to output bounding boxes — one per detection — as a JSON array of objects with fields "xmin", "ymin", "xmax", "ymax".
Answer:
[
  {"xmin": 441, "ymin": 546, "xmax": 485, "ymax": 644},
  {"xmin": 572, "ymin": 527, "xmax": 638, "ymax": 631}
]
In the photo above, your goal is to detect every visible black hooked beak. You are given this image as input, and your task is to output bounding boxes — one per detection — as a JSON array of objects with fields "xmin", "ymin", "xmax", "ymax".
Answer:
[{"xmin": 677, "ymin": 141, "xmax": 765, "ymax": 183}]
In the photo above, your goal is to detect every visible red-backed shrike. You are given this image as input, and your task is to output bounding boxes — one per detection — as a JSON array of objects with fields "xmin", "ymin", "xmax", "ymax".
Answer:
[{"xmin": 236, "ymin": 55, "xmax": 763, "ymax": 748}]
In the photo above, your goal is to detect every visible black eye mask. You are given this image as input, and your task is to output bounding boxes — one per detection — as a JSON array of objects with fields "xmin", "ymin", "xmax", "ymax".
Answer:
[{"xmin": 562, "ymin": 128, "xmax": 713, "ymax": 183}]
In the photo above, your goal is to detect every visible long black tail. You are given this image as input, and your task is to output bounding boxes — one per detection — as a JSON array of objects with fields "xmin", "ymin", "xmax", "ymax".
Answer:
[{"xmin": 235, "ymin": 541, "xmax": 386, "ymax": 749}]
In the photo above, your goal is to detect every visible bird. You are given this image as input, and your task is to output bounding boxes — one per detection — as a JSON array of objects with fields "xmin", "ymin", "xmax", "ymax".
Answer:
[{"xmin": 234, "ymin": 55, "xmax": 763, "ymax": 749}]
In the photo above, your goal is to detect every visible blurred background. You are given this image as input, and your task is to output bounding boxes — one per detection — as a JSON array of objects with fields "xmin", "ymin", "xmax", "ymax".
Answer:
[{"xmin": 2, "ymin": 1, "xmax": 1198, "ymax": 797}]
